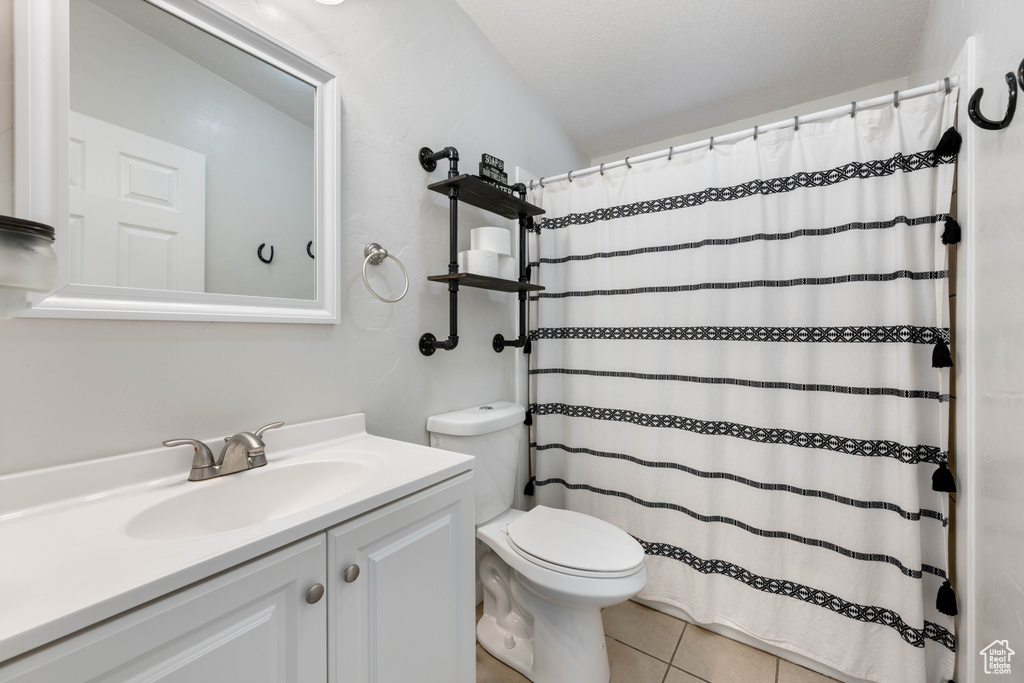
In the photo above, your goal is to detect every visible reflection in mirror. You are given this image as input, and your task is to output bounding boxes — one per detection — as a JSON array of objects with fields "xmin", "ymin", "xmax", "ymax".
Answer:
[{"xmin": 69, "ymin": 0, "xmax": 316, "ymax": 300}]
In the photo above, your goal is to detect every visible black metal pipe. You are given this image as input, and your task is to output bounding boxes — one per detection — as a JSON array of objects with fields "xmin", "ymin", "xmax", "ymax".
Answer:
[{"xmin": 417, "ymin": 145, "xmax": 468, "ymax": 355}]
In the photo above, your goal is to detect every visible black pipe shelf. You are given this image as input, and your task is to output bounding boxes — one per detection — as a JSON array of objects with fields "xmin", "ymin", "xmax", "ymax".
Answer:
[
  {"xmin": 427, "ymin": 175, "xmax": 545, "ymax": 220},
  {"xmin": 427, "ymin": 272, "xmax": 544, "ymax": 292},
  {"xmin": 417, "ymin": 145, "xmax": 544, "ymax": 356}
]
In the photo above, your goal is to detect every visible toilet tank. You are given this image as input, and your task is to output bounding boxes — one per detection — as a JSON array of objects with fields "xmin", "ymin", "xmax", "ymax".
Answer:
[{"xmin": 427, "ymin": 401, "xmax": 525, "ymax": 524}]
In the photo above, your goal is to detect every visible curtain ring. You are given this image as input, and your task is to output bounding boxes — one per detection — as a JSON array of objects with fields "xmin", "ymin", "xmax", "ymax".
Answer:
[
  {"xmin": 667, "ymin": 146, "xmax": 673, "ymax": 161},
  {"xmin": 567, "ymin": 170, "xmax": 573, "ymax": 183},
  {"xmin": 753, "ymin": 125, "xmax": 758, "ymax": 141},
  {"xmin": 624, "ymin": 157, "xmax": 632, "ymax": 169},
  {"xmin": 945, "ymin": 77, "xmax": 951, "ymax": 95},
  {"xmin": 539, "ymin": 177, "xmax": 545, "ymax": 188},
  {"xmin": 600, "ymin": 162, "xmax": 605, "ymax": 176},
  {"xmin": 529, "ymin": 179, "xmax": 534, "ymax": 191},
  {"xmin": 850, "ymin": 101, "xmax": 857, "ymax": 118},
  {"xmin": 362, "ymin": 243, "xmax": 409, "ymax": 303},
  {"xmin": 794, "ymin": 116, "xmax": 799, "ymax": 132},
  {"xmin": 893, "ymin": 90, "xmax": 900, "ymax": 108},
  {"xmin": 709, "ymin": 136, "xmax": 714, "ymax": 151}
]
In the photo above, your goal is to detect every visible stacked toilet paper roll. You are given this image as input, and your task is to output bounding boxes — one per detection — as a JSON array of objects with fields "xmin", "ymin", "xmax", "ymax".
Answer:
[
  {"xmin": 458, "ymin": 249, "xmax": 499, "ymax": 277},
  {"xmin": 459, "ymin": 227, "xmax": 514, "ymax": 279},
  {"xmin": 471, "ymin": 227, "xmax": 510, "ymax": 255}
]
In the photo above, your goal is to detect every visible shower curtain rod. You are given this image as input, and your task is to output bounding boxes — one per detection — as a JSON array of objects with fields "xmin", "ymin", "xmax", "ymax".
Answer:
[{"xmin": 530, "ymin": 76, "xmax": 960, "ymax": 189}]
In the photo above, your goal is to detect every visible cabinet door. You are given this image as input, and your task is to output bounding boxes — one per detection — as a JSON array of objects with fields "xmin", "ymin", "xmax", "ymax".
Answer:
[
  {"xmin": 328, "ymin": 473, "xmax": 474, "ymax": 683},
  {"xmin": 0, "ymin": 535, "xmax": 327, "ymax": 683}
]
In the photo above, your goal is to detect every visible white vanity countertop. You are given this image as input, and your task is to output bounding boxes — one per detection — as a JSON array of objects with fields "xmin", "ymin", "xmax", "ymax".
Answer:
[{"xmin": 0, "ymin": 414, "xmax": 474, "ymax": 662}]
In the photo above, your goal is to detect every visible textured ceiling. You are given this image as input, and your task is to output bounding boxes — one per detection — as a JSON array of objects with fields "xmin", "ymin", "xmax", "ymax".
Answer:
[{"xmin": 455, "ymin": 0, "xmax": 934, "ymax": 159}]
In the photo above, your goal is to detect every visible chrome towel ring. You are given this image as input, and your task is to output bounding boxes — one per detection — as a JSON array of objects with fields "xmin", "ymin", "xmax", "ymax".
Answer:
[{"xmin": 362, "ymin": 243, "xmax": 409, "ymax": 303}]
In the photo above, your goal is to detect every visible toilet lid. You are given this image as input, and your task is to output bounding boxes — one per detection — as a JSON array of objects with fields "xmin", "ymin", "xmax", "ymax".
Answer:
[{"xmin": 505, "ymin": 506, "xmax": 644, "ymax": 574}]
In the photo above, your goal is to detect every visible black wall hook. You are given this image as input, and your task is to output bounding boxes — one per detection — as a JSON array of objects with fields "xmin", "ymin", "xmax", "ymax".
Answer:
[
  {"xmin": 968, "ymin": 71, "xmax": 1018, "ymax": 130},
  {"xmin": 306, "ymin": 240, "xmax": 315, "ymax": 259},
  {"xmin": 257, "ymin": 243, "xmax": 274, "ymax": 264}
]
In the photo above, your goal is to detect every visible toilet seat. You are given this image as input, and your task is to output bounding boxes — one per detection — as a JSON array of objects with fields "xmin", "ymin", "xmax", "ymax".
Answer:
[{"xmin": 505, "ymin": 506, "xmax": 645, "ymax": 578}]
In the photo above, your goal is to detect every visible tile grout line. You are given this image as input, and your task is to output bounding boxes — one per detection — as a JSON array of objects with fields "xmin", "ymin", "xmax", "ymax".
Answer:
[
  {"xmin": 660, "ymin": 621, "xmax": 688, "ymax": 683},
  {"xmin": 775, "ymin": 656, "xmax": 780, "ymax": 683}
]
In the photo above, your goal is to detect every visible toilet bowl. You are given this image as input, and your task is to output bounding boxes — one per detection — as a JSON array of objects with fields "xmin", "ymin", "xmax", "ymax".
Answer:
[
  {"xmin": 427, "ymin": 402, "xmax": 648, "ymax": 683},
  {"xmin": 476, "ymin": 507, "xmax": 648, "ymax": 683}
]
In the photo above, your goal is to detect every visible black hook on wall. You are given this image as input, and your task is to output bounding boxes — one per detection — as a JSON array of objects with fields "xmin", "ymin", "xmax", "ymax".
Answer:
[
  {"xmin": 257, "ymin": 243, "xmax": 274, "ymax": 264},
  {"xmin": 968, "ymin": 62, "xmax": 1021, "ymax": 131}
]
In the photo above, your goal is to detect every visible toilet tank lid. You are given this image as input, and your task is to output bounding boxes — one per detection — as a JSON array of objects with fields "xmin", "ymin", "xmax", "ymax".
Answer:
[{"xmin": 426, "ymin": 401, "xmax": 525, "ymax": 436}]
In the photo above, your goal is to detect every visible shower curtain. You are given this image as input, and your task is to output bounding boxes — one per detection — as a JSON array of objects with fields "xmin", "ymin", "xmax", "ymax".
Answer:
[{"xmin": 527, "ymin": 90, "xmax": 957, "ymax": 683}]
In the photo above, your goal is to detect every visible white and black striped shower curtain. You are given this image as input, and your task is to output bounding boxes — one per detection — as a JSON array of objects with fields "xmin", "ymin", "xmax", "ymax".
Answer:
[{"xmin": 527, "ymin": 90, "xmax": 957, "ymax": 683}]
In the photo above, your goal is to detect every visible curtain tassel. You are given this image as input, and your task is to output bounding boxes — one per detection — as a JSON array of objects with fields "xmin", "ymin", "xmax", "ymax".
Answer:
[
  {"xmin": 524, "ymin": 339, "xmax": 532, "ymax": 354},
  {"xmin": 941, "ymin": 217, "xmax": 962, "ymax": 245},
  {"xmin": 933, "ymin": 127, "xmax": 963, "ymax": 159},
  {"xmin": 932, "ymin": 339, "xmax": 954, "ymax": 368},
  {"xmin": 524, "ymin": 408, "xmax": 533, "ymax": 426},
  {"xmin": 932, "ymin": 462, "xmax": 957, "ymax": 492},
  {"xmin": 523, "ymin": 476, "xmax": 536, "ymax": 496},
  {"xmin": 937, "ymin": 580, "xmax": 959, "ymax": 616}
]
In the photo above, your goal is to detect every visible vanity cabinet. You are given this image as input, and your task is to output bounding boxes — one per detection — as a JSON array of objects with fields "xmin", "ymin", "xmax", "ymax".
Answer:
[
  {"xmin": 0, "ymin": 535, "xmax": 328, "ymax": 683},
  {"xmin": 0, "ymin": 474, "xmax": 474, "ymax": 683},
  {"xmin": 328, "ymin": 472, "xmax": 475, "ymax": 683}
]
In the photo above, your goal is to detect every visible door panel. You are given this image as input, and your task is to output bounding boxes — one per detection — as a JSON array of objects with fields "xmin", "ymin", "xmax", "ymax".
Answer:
[{"xmin": 68, "ymin": 112, "xmax": 206, "ymax": 291}]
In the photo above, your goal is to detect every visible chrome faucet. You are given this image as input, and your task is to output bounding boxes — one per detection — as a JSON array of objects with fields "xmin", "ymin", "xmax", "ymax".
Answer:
[{"xmin": 163, "ymin": 422, "xmax": 284, "ymax": 481}]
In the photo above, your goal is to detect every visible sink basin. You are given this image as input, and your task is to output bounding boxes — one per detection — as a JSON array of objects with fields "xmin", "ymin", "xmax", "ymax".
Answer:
[{"xmin": 125, "ymin": 459, "xmax": 375, "ymax": 540}]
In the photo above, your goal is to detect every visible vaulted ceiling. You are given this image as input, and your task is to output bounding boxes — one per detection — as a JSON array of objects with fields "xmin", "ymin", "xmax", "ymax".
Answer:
[{"xmin": 455, "ymin": 0, "xmax": 934, "ymax": 159}]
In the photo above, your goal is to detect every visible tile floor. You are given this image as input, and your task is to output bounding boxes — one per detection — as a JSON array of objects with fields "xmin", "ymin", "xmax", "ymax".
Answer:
[{"xmin": 476, "ymin": 600, "xmax": 840, "ymax": 683}]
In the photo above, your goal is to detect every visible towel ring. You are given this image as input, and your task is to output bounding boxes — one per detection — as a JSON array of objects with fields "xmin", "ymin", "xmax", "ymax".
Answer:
[{"xmin": 362, "ymin": 243, "xmax": 408, "ymax": 303}]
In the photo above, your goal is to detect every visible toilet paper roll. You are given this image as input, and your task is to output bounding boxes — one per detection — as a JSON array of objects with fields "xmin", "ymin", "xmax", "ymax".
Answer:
[
  {"xmin": 462, "ymin": 249, "xmax": 499, "ymax": 277},
  {"xmin": 498, "ymin": 254, "xmax": 515, "ymax": 281},
  {"xmin": 471, "ymin": 227, "xmax": 511, "ymax": 256}
]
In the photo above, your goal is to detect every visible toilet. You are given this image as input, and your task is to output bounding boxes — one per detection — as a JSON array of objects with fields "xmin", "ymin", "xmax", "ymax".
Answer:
[{"xmin": 428, "ymin": 402, "xmax": 648, "ymax": 683}]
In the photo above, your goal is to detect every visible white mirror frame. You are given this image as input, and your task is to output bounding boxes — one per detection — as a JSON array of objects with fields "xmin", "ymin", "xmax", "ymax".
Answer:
[{"xmin": 14, "ymin": 0, "xmax": 340, "ymax": 323}]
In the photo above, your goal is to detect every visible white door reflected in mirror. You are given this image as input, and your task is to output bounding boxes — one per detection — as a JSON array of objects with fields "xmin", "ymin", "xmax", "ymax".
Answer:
[{"xmin": 69, "ymin": 112, "xmax": 207, "ymax": 292}]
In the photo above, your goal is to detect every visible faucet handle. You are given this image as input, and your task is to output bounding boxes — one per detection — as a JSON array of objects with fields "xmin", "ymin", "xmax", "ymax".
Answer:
[
  {"xmin": 162, "ymin": 439, "xmax": 218, "ymax": 480},
  {"xmin": 254, "ymin": 422, "xmax": 284, "ymax": 438}
]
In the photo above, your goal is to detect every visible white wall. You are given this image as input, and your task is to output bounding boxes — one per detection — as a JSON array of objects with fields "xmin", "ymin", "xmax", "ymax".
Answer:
[
  {"xmin": 910, "ymin": 3, "xmax": 1024, "ymax": 681},
  {"xmin": 70, "ymin": 0, "xmax": 315, "ymax": 299},
  {"xmin": 0, "ymin": 0, "xmax": 588, "ymax": 476}
]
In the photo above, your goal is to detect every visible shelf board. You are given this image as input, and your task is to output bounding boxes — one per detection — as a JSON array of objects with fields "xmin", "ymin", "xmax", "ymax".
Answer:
[
  {"xmin": 427, "ymin": 175, "xmax": 545, "ymax": 219},
  {"xmin": 427, "ymin": 272, "xmax": 545, "ymax": 293}
]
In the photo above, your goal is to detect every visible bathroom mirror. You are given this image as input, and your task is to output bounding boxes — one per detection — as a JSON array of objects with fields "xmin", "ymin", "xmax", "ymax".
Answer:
[{"xmin": 14, "ymin": 0, "xmax": 339, "ymax": 322}]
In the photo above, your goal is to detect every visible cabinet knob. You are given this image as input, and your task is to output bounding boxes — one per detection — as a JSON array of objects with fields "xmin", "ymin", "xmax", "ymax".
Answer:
[
  {"xmin": 343, "ymin": 564, "xmax": 360, "ymax": 583},
  {"xmin": 306, "ymin": 583, "xmax": 325, "ymax": 604}
]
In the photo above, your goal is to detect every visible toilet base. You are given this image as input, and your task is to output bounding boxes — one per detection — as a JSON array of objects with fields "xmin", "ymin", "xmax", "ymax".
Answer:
[{"xmin": 477, "ymin": 551, "xmax": 611, "ymax": 683}]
